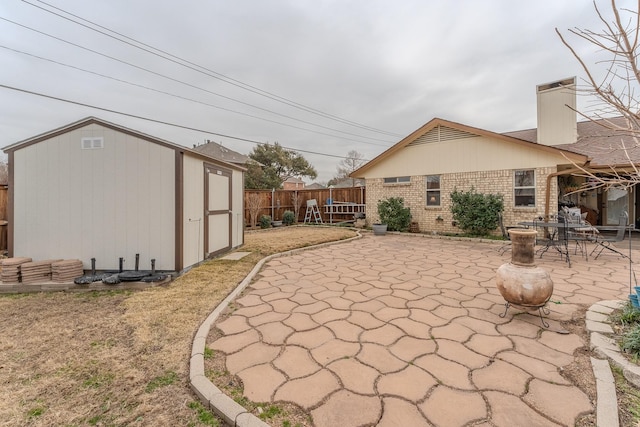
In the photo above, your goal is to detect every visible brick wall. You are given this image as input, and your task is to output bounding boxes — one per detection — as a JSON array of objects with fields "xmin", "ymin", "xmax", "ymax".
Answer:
[{"xmin": 366, "ymin": 167, "xmax": 558, "ymax": 235}]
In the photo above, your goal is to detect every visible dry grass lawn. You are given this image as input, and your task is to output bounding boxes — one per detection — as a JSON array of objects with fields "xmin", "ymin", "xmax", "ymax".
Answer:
[{"xmin": 0, "ymin": 226, "xmax": 356, "ymax": 427}]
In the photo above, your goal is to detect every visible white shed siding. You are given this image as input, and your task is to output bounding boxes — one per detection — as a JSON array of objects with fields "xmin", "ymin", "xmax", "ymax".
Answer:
[
  {"xmin": 182, "ymin": 154, "xmax": 204, "ymax": 268},
  {"xmin": 13, "ymin": 124, "xmax": 175, "ymax": 270},
  {"xmin": 362, "ymin": 133, "xmax": 569, "ymax": 179},
  {"xmin": 231, "ymin": 169, "xmax": 244, "ymax": 248}
]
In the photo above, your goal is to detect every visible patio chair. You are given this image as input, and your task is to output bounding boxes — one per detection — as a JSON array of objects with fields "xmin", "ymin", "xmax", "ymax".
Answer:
[{"xmin": 589, "ymin": 211, "xmax": 629, "ymax": 260}]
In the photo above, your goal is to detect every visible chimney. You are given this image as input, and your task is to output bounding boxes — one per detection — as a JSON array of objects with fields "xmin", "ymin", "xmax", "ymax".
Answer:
[{"xmin": 536, "ymin": 77, "xmax": 577, "ymax": 146}]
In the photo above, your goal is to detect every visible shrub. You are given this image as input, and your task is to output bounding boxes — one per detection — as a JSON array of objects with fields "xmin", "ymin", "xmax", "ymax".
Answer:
[
  {"xmin": 450, "ymin": 188, "xmax": 504, "ymax": 236},
  {"xmin": 622, "ymin": 324, "xmax": 640, "ymax": 359},
  {"xmin": 259, "ymin": 215, "xmax": 272, "ymax": 229},
  {"xmin": 377, "ymin": 197, "xmax": 411, "ymax": 232},
  {"xmin": 282, "ymin": 210, "xmax": 295, "ymax": 225}
]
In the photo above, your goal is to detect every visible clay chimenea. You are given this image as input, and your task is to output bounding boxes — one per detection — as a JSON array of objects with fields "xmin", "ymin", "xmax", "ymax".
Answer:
[{"xmin": 496, "ymin": 228, "xmax": 553, "ymax": 327}]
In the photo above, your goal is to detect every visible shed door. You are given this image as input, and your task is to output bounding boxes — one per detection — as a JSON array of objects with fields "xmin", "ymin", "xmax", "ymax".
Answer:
[{"xmin": 204, "ymin": 164, "xmax": 232, "ymax": 257}]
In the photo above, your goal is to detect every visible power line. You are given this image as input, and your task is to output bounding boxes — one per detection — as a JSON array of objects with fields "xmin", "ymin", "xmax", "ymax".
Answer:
[
  {"xmin": 22, "ymin": 0, "xmax": 404, "ymax": 138},
  {"xmin": 1, "ymin": 45, "xmax": 390, "ymax": 148},
  {"xmin": 0, "ymin": 16, "xmax": 396, "ymax": 145},
  {"xmin": 0, "ymin": 84, "xmax": 371, "ymax": 161}
]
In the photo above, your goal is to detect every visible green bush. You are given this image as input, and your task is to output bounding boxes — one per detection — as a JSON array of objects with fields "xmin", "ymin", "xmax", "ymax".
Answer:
[
  {"xmin": 622, "ymin": 324, "xmax": 640, "ymax": 359},
  {"xmin": 450, "ymin": 188, "xmax": 504, "ymax": 236},
  {"xmin": 377, "ymin": 197, "xmax": 411, "ymax": 231},
  {"xmin": 259, "ymin": 215, "xmax": 272, "ymax": 229},
  {"xmin": 282, "ymin": 210, "xmax": 295, "ymax": 225}
]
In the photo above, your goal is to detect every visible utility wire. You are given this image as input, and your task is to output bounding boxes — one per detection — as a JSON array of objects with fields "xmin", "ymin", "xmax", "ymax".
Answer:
[
  {"xmin": 0, "ymin": 84, "xmax": 370, "ymax": 161},
  {"xmin": 1, "ymin": 45, "xmax": 390, "ymax": 147},
  {"xmin": 0, "ymin": 16, "xmax": 395, "ymax": 145},
  {"xmin": 22, "ymin": 0, "xmax": 404, "ymax": 138}
]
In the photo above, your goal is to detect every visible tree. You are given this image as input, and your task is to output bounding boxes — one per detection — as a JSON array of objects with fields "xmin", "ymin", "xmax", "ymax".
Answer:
[
  {"xmin": 332, "ymin": 150, "xmax": 366, "ymax": 187},
  {"xmin": 556, "ymin": 1, "xmax": 640, "ymax": 191},
  {"xmin": 244, "ymin": 143, "xmax": 317, "ymax": 189}
]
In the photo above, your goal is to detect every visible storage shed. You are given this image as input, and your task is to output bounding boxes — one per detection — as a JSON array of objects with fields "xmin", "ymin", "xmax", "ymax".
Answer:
[{"xmin": 3, "ymin": 117, "xmax": 245, "ymax": 272}]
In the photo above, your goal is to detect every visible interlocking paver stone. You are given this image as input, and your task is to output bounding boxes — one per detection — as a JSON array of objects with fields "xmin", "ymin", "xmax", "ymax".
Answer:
[
  {"xmin": 498, "ymin": 352, "xmax": 570, "ymax": 385},
  {"xmin": 414, "ymin": 354, "xmax": 473, "ymax": 390},
  {"xmin": 310, "ymin": 390, "xmax": 381, "ymax": 427},
  {"xmin": 327, "ymin": 358, "xmax": 379, "ymax": 394},
  {"xmin": 389, "ymin": 317, "xmax": 431, "ymax": 339},
  {"xmin": 360, "ymin": 323, "xmax": 405, "ymax": 345},
  {"xmin": 206, "ymin": 234, "xmax": 632, "ymax": 427},
  {"xmin": 255, "ymin": 322, "xmax": 294, "ymax": 345},
  {"xmin": 524, "ymin": 379, "xmax": 593, "ymax": 426},
  {"xmin": 210, "ymin": 329, "xmax": 260, "ymax": 354},
  {"xmin": 287, "ymin": 326, "xmax": 334, "ymax": 349},
  {"xmin": 431, "ymin": 322, "xmax": 475, "ymax": 341},
  {"xmin": 389, "ymin": 336, "xmax": 436, "ymax": 361},
  {"xmin": 282, "ymin": 312, "xmax": 319, "ymax": 331},
  {"xmin": 236, "ymin": 364, "xmax": 285, "ymax": 402},
  {"xmin": 538, "ymin": 329, "xmax": 584, "ymax": 354},
  {"xmin": 420, "ymin": 386, "xmax": 487, "ymax": 427},
  {"xmin": 357, "ymin": 343, "xmax": 406, "ymax": 373},
  {"xmin": 225, "ymin": 342, "xmax": 280, "ymax": 374},
  {"xmin": 471, "ymin": 359, "xmax": 530, "ymax": 394},
  {"xmin": 485, "ymin": 390, "xmax": 561, "ymax": 426},
  {"xmin": 310, "ymin": 339, "xmax": 360, "ymax": 365},
  {"xmin": 377, "ymin": 364, "xmax": 436, "ymax": 401},
  {"xmin": 435, "ymin": 339, "xmax": 490, "ymax": 369},
  {"xmin": 465, "ymin": 334, "xmax": 513, "ymax": 357},
  {"xmin": 377, "ymin": 397, "xmax": 432, "ymax": 427},
  {"xmin": 511, "ymin": 336, "xmax": 575, "ymax": 367},
  {"xmin": 273, "ymin": 369, "xmax": 340, "ymax": 409},
  {"xmin": 216, "ymin": 315, "xmax": 251, "ymax": 335},
  {"xmin": 273, "ymin": 346, "xmax": 321, "ymax": 379}
]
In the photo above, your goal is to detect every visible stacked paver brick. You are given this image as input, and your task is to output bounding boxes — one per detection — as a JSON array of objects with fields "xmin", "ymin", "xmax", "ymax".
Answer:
[
  {"xmin": 21, "ymin": 259, "xmax": 62, "ymax": 284},
  {"xmin": 0, "ymin": 257, "xmax": 32, "ymax": 283},
  {"xmin": 51, "ymin": 260, "xmax": 84, "ymax": 283}
]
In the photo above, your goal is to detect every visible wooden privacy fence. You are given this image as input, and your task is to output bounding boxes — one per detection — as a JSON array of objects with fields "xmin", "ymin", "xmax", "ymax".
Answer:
[{"xmin": 244, "ymin": 187, "xmax": 366, "ymax": 227}]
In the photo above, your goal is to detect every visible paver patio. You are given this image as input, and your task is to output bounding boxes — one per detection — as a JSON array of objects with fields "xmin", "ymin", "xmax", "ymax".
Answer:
[{"xmin": 209, "ymin": 233, "xmax": 633, "ymax": 426}]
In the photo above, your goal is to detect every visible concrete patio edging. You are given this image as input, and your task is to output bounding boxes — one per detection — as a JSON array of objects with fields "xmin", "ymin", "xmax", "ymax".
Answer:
[
  {"xmin": 189, "ymin": 229, "xmax": 363, "ymax": 427},
  {"xmin": 587, "ymin": 299, "xmax": 640, "ymax": 427}
]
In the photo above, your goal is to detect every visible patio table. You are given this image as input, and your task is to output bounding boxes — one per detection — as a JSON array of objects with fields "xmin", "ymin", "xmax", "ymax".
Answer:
[{"xmin": 518, "ymin": 221, "xmax": 591, "ymax": 267}]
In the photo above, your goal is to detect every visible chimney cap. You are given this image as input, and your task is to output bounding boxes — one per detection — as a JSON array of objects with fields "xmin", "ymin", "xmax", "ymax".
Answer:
[{"xmin": 537, "ymin": 77, "xmax": 576, "ymax": 92}]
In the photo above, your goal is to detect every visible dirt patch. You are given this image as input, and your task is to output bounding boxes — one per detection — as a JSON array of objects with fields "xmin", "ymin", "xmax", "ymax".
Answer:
[{"xmin": 0, "ymin": 226, "xmax": 356, "ymax": 426}]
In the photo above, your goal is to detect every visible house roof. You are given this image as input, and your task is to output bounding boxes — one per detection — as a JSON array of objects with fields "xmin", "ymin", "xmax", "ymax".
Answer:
[
  {"xmin": 3, "ymin": 116, "xmax": 245, "ymax": 172},
  {"xmin": 192, "ymin": 140, "xmax": 252, "ymax": 166},
  {"xmin": 332, "ymin": 177, "xmax": 365, "ymax": 188},
  {"xmin": 351, "ymin": 117, "xmax": 588, "ymax": 177},
  {"xmin": 306, "ymin": 183, "xmax": 325, "ymax": 189},
  {"xmin": 284, "ymin": 177, "xmax": 305, "ymax": 184},
  {"xmin": 504, "ymin": 116, "xmax": 640, "ymax": 169}
]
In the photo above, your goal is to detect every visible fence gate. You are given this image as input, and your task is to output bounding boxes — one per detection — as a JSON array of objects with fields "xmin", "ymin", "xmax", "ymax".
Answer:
[{"xmin": 204, "ymin": 164, "xmax": 232, "ymax": 257}]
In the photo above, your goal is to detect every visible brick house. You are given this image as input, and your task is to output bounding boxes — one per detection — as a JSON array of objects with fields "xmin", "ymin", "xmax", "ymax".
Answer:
[{"xmin": 352, "ymin": 78, "xmax": 640, "ymax": 234}]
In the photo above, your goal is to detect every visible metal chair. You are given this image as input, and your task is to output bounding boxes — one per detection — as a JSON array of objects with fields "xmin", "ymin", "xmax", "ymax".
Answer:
[{"xmin": 590, "ymin": 211, "xmax": 629, "ymax": 259}]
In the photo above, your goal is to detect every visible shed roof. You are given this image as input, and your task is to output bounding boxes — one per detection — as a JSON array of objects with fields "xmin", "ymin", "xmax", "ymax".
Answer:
[{"xmin": 4, "ymin": 116, "xmax": 246, "ymax": 172}]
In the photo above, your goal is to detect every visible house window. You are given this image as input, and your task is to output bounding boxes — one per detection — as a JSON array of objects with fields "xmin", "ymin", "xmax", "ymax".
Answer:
[
  {"xmin": 514, "ymin": 170, "xmax": 535, "ymax": 207},
  {"xmin": 383, "ymin": 176, "xmax": 410, "ymax": 184},
  {"xmin": 426, "ymin": 175, "xmax": 440, "ymax": 206}
]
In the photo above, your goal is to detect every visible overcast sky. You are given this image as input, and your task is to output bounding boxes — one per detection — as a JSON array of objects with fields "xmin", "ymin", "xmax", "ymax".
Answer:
[{"xmin": 0, "ymin": 0, "xmax": 617, "ymax": 183}]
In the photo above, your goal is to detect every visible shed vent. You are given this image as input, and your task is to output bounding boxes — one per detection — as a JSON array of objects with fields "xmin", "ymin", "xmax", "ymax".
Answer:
[
  {"xmin": 81, "ymin": 137, "xmax": 104, "ymax": 149},
  {"xmin": 408, "ymin": 125, "xmax": 476, "ymax": 147}
]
